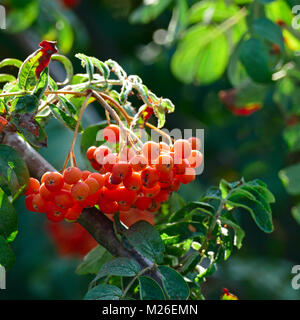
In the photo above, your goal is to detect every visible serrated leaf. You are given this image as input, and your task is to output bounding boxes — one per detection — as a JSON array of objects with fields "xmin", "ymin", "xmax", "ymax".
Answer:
[
  {"xmin": 158, "ymin": 265, "xmax": 189, "ymax": 300},
  {"xmin": 49, "ymin": 104, "xmax": 82, "ymax": 132},
  {"xmin": 123, "ymin": 221, "xmax": 165, "ymax": 264},
  {"xmin": 76, "ymin": 245, "xmax": 112, "ymax": 275},
  {"xmin": 84, "ymin": 284, "xmax": 122, "ymax": 300},
  {"xmin": 138, "ymin": 276, "xmax": 165, "ymax": 300}
]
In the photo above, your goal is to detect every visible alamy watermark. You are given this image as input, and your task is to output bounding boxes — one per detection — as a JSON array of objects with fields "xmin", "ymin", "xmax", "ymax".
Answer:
[
  {"xmin": 0, "ymin": 265, "xmax": 5, "ymax": 290},
  {"xmin": 292, "ymin": 5, "xmax": 300, "ymax": 30},
  {"xmin": 0, "ymin": 5, "xmax": 6, "ymax": 30},
  {"xmin": 291, "ymin": 265, "xmax": 300, "ymax": 290}
]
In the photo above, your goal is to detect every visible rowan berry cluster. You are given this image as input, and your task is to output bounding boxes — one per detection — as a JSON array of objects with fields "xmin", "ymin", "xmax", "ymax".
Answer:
[{"xmin": 24, "ymin": 124, "xmax": 203, "ymax": 225}]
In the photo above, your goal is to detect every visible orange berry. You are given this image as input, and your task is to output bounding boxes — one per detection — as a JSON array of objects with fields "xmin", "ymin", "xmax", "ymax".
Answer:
[
  {"xmin": 88, "ymin": 173, "xmax": 104, "ymax": 188},
  {"xmin": 25, "ymin": 177, "xmax": 40, "ymax": 196},
  {"xmin": 116, "ymin": 187, "xmax": 137, "ymax": 206},
  {"xmin": 104, "ymin": 173, "xmax": 120, "ymax": 189},
  {"xmin": 111, "ymin": 162, "xmax": 132, "ymax": 181},
  {"xmin": 85, "ymin": 177, "xmax": 100, "ymax": 195},
  {"xmin": 102, "ymin": 153, "xmax": 118, "ymax": 172},
  {"xmin": 94, "ymin": 146, "xmax": 111, "ymax": 165},
  {"xmin": 90, "ymin": 159, "xmax": 102, "ymax": 171},
  {"xmin": 153, "ymin": 190, "xmax": 170, "ymax": 203},
  {"xmin": 141, "ymin": 166, "xmax": 159, "ymax": 188},
  {"xmin": 130, "ymin": 154, "xmax": 147, "ymax": 171},
  {"xmin": 81, "ymin": 170, "xmax": 91, "ymax": 180},
  {"xmin": 188, "ymin": 150, "xmax": 203, "ymax": 168},
  {"xmin": 103, "ymin": 124, "xmax": 120, "ymax": 143},
  {"xmin": 142, "ymin": 141, "xmax": 160, "ymax": 163},
  {"xmin": 71, "ymin": 182, "xmax": 89, "ymax": 201},
  {"xmin": 123, "ymin": 172, "xmax": 142, "ymax": 191},
  {"xmin": 99, "ymin": 199, "xmax": 119, "ymax": 214},
  {"xmin": 174, "ymin": 158, "xmax": 190, "ymax": 175},
  {"xmin": 86, "ymin": 146, "xmax": 97, "ymax": 160},
  {"xmin": 44, "ymin": 172, "xmax": 64, "ymax": 192},
  {"xmin": 32, "ymin": 194, "xmax": 46, "ymax": 212},
  {"xmin": 170, "ymin": 179, "xmax": 181, "ymax": 192},
  {"xmin": 176, "ymin": 168, "xmax": 196, "ymax": 184},
  {"xmin": 65, "ymin": 204, "xmax": 82, "ymax": 222},
  {"xmin": 25, "ymin": 195, "xmax": 35, "ymax": 212},
  {"xmin": 188, "ymin": 137, "xmax": 201, "ymax": 150},
  {"xmin": 155, "ymin": 154, "xmax": 174, "ymax": 173},
  {"xmin": 39, "ymin": 183, "xmax": 55, "ymax": 201},
  {"xmin": 142, "ymin": 184, "xmax": 161, "ymax": 198},
  {"xmin": 41, "ymin": 172, "xmax": 51, "ymax": 184},
  {"xmin": 134, "ymin": 196, "xmax": 152, "ymax": 211},
  {"xmin": 172, "ymin": 139, "xmax": 192, "ymax": 160},
  {"xmin": 63, "ymin": 167, "xmax": 82, "ymax": 185},
  {"xmin": 46, "ymin": 203, "xmax": 66, "ymax": 222},
  {"xmin": 54, "ymin": 190, "xmax": 74, "ymax": 209},
  {"xmin": 148, "ymin": 200, "xmax": 161, "ymax": 212}
]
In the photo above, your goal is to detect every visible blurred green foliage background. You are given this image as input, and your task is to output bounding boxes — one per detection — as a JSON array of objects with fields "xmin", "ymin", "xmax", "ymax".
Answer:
[{"xmin": 0, "ymin": 0, "xmax": 300, "ymax": 299}]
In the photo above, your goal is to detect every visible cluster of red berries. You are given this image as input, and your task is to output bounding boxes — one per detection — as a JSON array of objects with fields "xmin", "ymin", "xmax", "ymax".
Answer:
[{"xmin": 24, "ymin": 124, "xmax": 203, "ymax": 225}]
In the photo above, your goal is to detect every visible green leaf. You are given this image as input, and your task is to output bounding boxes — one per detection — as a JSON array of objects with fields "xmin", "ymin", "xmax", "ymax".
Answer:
[
  {"xmin": 84, "ymin": 284, "xmax": 122, "ymax": 300},
  {"xmin": 220, "ymin": 217, "xmax": 245, "ymax": 249},
  {"xmin": 138, "ymin": 276, "xmax": 165, "ymax": 300},
  {"xmin": 0, "ymin": 235, "xmax": 15, "ymax": 270},
  {"xmin": 96, "ymin": 257, "xmax": 141, "ymax": 279},
  {"xmin": 51, "ymin": 54, "xmax": 74, "ymax": 85},
  {"xmin": 292, "ymin": 203, "xmax": 300, "ymax": 225},
  {"xmin": 158, "ymin": 265, "xmax": 189, "ymax": 300},
  {"xmin": 283, "ymin": 123, "xmax": 300, "ymax": 152},
  {"xmin": 169, "ymin": 201, "xmax": 215, "ymax": 222},
  {"xmin": 0, "ymin": 189, "xmax": 18, "ymax": 241},
  {"xmin": 171, "ymin": 25, "xmax": 229, "ymax": 85},
  {"xmin": 58, "ymin": 96, "xmax": 77, "ymax": 115},
  {"xmin": 13, "ymin": 95, "xmax": 39, "ymax": 114},
  {"xmin": 49, "ymin": 104, "xmax": 82, "ymax": 132},
  {"xmin": 0, "ymin": 145, "xmax": 29, "ymax": 197},
  {"xmin": 75, "ymin": 53, "xmax": 94, "ymax": 82},
  {"xmin": 123, "ymin": 221, "xmax": 165, "ymax": 264},
  {"xmin": 227, "ymin": 191, "xmax": 273, "ymax": 233},
  {"xmin": 0, "ymin": 58, "xmax": 23, "ymax": 70},
  {"xmin": 76, "ymin": 245, "xmax": 112, "ymax": 275},
  {"xmin": 33, "ymin": 67, "xmax": 49, "ymax": 100},
  {"xmin": 279, "ymin": 163, "xmax": 300, "ymax": 195},
  {"xmin": 0, "ymin": 74, "xmax": 16, "ymax": 84},
  {"xmin": 180, "ymin": 252, "xmax": 201, "ymax": 275},
  {"xmin": 252, "ymin": 18, "xmax": 284, "ymax": 51},
  {"xmin": 239, "ymin": 38, "xmax": 272, "ymax": 83},
  {"xmin": 130, "ymin": 0, "xmax": 173, "ymax": 24}
]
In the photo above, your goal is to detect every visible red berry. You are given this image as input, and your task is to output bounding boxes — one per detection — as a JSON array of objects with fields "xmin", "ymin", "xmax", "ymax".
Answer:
[
  {"xmin": 111, "ymin": 162, "xmax": 132, "ymax": 181},
  {"xmin": 176, "ymin": 168, "xmax": 196, "ymax": 184},
  {"xmin": 141, "ymin": 166, "xmax": 159, "ymax": 188},
  {"xmin": 188, "ymin": 137, "xmax": 201, "ymax": 150},
  {"xmin": 46, "ymin": 203, "xmax": 66, "ymax": 222},
  {"xmin": 104, "ymin": 173, "xmax": 120, "ymax": 189},
  {"xmin": 99, "ymin": 199, "xmax": 119, "ymax": 214},
  {"xmin": 82, "ymin": 170, "xmax": 91, "ymax": 180},
  {"xmin": 153, "ymin": 190, "xmax": 170, "ymax": 203},
  {"xmin": 102, "ymin": 153, "xmax": 118, "ymax": 172},
  {"xmin": 32, "ymin": 194, "xmax": 46, "ymax": 212},
  {"xmin": 130, "ymin": 154, "xmax": 147, "ymax": 171},
  {"xmin": 94, "ymin": 146, "xmax": 111, "ymax": 165},
  {"xmin": 134, "ymin": 196, "xmax": 152, "ymax": 211},
  {"xmin": 155, "ymin": 154, "xmax": 174, "ymax": 173},
  {"xmin": 85, "ymin": 177, "xmax": 100, "ymax": 195},
  {"xmin": 44, "ymin": 172, "xmax": 64, "ymax": 192},
  {"xmin": 142, "ymin": 141, "xmax": 160, "ymax": 164},
  {"xmin": 90, "ymin": 159, "xmax": 102, "ymax": 171},
  {"xmin": 88, "ymin": 173, "xmax": 104, "ymax": 188},
  {"xmin": 63, "ymin": 167, "xmax": 82, "ymax": 185},
  {"xmin": 39, "ymin": 183, "xmax": 55, "ymax": 201},
  {"xmin": 170, "ymin": 179, "xmax": 181, "ymax": 192},
  {"xmin": 86, "ymin": 146, "xmax": 97, "ymax": 161},
  {"xmin": 123, "ymin": 172, "xmax": 142, "ymax": 191},
  {"xmin": 54, "ymin": 190, "xmax": 74, "ymax": 209},
  {"xmin": 103, "ymin": 124, "xmax": 120, "ymax": 143},
  {"xmin": 71, "ymin": 182, "xmax": 89, "ymax": 201},
  {"xmin": 174, "ymin": 158, "xmax": 190, "ymax": 175},
  {"xmin": 148, "ymin": 200, "xmax": 161, "ymax": 212},
  {"xmin": 65, "ymin": 204, "xmax": 82, "ymax": 222},
  {"xmin": 142, "ymin": 184, "xmax": 161, "ymax": 198},
  {"xmin": 116, "ymin": 187, "xmax": 137, "ymax": 206},
  {"xmin": 172, "ymin": 139, "xmax": 192, "ymax": 160},
  {"xmin": 25, "ymin": 195, "xmax": 35, "ymax": 212},
  {"xmin": 25, "ymin": 178, "xmax": 40, "ymax": 196}
]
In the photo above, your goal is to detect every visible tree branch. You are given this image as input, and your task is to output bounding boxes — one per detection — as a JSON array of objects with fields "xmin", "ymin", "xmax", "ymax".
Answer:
[{"xmin": 1, "ymin": 131, "xmax": 162, "ymax": 285}]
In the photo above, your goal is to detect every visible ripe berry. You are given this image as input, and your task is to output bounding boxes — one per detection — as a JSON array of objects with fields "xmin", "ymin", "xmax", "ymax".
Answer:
[
  {"xmin": 88, "ymin": 173, "xmax": 104, "ymax": 188},
  {"xmin": 65, "ymin": 204, "xmax": 82, "ymax": 222},
  {"xmin": 188, "ymin": 137, "xmax": 201, "ymax": 150},
  {"xmin": 54, "ymin": 190, "xmax": 74, "ymax": 209},
  {"xmin": 116, "ymin": 187, "xmax": 137, "ymax": 206},
  {"xmin": 102, "ymin": 153, "xmax": 118, "ymax": 172},
  {"xmin": 123, "ymin": 172, "xmax": 142, "ymax": 191},
  {"xmin": 176, "ymin": 168, "xmax": 196, "ymax": 184},
  {"xmin": 155, "ymin": 154, "xmax": 173, "ymax": 173},
  {"xmin": 174, "ymin": 158, "xmax": 190, "ymax": 175},
  {"xmin": 41, "ymin": 172, "xmax": 51, "ymax": 184},
  {"xmin": 25, "ymin": 195, "xmax": 35, "ymax": 212},
  {"xmin": 71, "ymin": 182, "xmax": 89, "ymax": 201},
  {"xmin": 90, "ymin": 159, "xmax": 102, "ymax": 171},
  {"xmin": 104, "ymin": 173, "xmax": 120, "ymax": 189},
  {"xmin": 82, "ymin": 170, "xmax": 91, "ymax": 180},
  {"xmin": 86, "ymin": 146, "xmax": 97, "ymax": 161},
  {"xmin": 130, "ymin": 154, "xmax": 147, "ymax": 171},
  {"xmin": 44, "ymin": 172, "xmax": 64, "ymax": 192},
  {"xmin": 158, "ymin": 170, "xmax": 174, "ymax": 183},
  {"xmin": 141, "ymin": 166, "xmax": 159, "ymax": 188},
  {"xmin": 111, "ymin": 162, "xmax": 132, "ymax": 181},
  {"xmin": 142, "ymin": 184, "xmax": 161, "ymax": 198},
  {"xmin": 25, "ymin": 178, "xmax": 40, "ymax": 196},
  {"xmin": 153, "ymin": 190, "xmax": 170, "ymax": 203},
  {"xmin": 142, "ymin": 141, "xmax": 160, "ymax": 163},
  {"xmin": 46, "ymin": 203, "xmax": 66, "ymax": 222},
  {"xmin": 81, "ymin": 192, "xmax": 100, "ymax": 208},
  {"xmin": 170, "ymin": 179, "xmax": 181, "ymax": 192},
  {"xmin": 39, "ymin": 183, "xmax": 55, "ymax": 201},
  {"xmin": 85, "ymin": 177, "xmax": 100, "ymax": 195},
  {"xmin": 63, "ymin": 167, "xmax": 82, "ymax": 185},
  {"xmin": 32, "ymin": 194, "xmax": 46, "ymax": 212},
  {"xmin": 94, "ymin": 146, "xmax": 111, "ymax": 165},
  {"xmin": 188, "ymin": 150, "xmax": 203, "ymax": 168},
  {"xmin": 103, "ymin": 124, "xmax": 120, "ymax": 143},
  {"xmin": 148, "ymin": 200, "xmax": 161, "ymax": 212},
  {"xmin": 172, "ymin": 139, "xmax": 192, "ymax": 160},
  {"xmin": 134, "ymin": 196, "xmax": 152, "ymax": 211},
  {"xmin": 119, "ymin": 209, "xmax": 155, "ymax": 227},
  {"xmin": 99, "ymin": 199, "xmax": 119, "ymax": 214}
]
